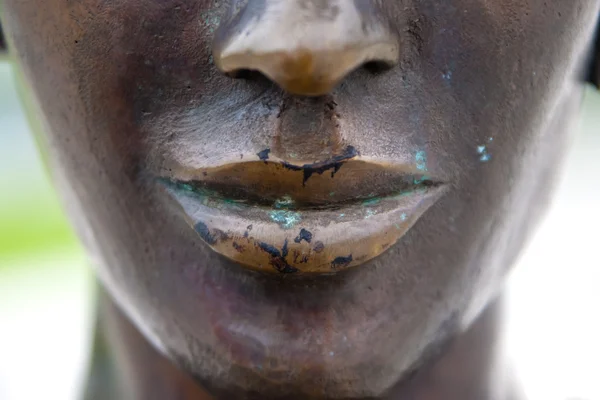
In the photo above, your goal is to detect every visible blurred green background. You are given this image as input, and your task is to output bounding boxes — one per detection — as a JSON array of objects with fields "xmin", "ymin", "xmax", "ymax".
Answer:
[
  {"xmin": 0, "ymin": 58, "xmax": 599, "ymax": 400},
  {"xmin": 0, "ymin": 61, "xmax": 92, "ymax": 400}
]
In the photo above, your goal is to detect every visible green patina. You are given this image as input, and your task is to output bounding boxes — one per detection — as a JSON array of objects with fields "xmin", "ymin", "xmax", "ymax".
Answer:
[
  {"xmin": 365, "ymin": 209, "xmax": 377, "ymax": 219},
  {"xmin": 274, "ymin": 196, "xmax": 295, "ymax": 209},
  {"xmin": 202, "ymin": 9, "xmax": 221, "ymax": 34},
  {"xmin": 269, "ymin": 210, "xmax": 302, "ymax": 230},
  {"xmin": 162, "ymin": 178, "xmax": 247, "ymax": 210},
  {"xmin": 362, "ymin": 198, "xmax": 381, "ymax": 206},
  {"xmin": 415, "ymin": 150, "xmax": 428, "ymax": 171},
  {"xmin": 414, "ymin": 150, "xmax": 430, "ymax": 184}
]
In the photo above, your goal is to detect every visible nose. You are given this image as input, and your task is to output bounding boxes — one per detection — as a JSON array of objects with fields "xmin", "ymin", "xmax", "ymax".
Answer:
[{"xmin": 212, "ymin": 0, "xmax": 400, "ymax": 96}]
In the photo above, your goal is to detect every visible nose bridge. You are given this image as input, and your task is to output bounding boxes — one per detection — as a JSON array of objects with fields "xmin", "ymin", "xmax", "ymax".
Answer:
[{"xmin": 212, "ymin": 0, "xmax": 399, "ymax": 96}]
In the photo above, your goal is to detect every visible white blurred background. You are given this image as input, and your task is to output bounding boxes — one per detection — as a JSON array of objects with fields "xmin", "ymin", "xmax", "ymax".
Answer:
[{"xmin": 0, "ymin": 60, "xmax": 599, "ymax": 400}]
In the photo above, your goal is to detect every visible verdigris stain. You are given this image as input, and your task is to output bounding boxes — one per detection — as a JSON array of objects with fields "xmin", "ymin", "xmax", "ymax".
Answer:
[
  {"xmin": 270, "ymin": 210, "xmax": 301, "ymax": 229},
  {"xmin": 365, "ymin": 209, "xmax": 377, "ymax": 219},
  {"xmin": 414, "ymin": 150, "xmax": 430, "ymax": 184},
  {"xmin": 201, "ymin": 9, "xmax": 221, "ymax": 34},
  {"xmin": 477, "ymin": 144, "xmax": 492, "ymax": 162},
  {"xmin": 274, "ymin": 196, "xmax": 294, "ymax": 209},
  {"xmin": 416, "ymin": 150, "xmax": 428, "ymax": 171},
  {"xmin": 362, "ymin": 198, "xmax": 381, "ymax": 206}
]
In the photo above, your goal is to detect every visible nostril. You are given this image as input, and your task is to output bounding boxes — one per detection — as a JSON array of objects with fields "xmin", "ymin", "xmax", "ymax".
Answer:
[
  {"xmin": 363, "ymin": 60, "xmax": 395, "ymax": 75},
  {"xmin": 227, "ymin": 69, "xmax": 260, "ymax": 79},
  {"xmin": 225, "ymin": 68, "xmax": 275, "ymax": 85}
]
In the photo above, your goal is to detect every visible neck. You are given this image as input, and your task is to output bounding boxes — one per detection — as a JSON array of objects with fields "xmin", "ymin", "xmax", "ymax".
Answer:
[{"xmin": 85, "ymin": 287, "xmax": 521, "ymax": 400}]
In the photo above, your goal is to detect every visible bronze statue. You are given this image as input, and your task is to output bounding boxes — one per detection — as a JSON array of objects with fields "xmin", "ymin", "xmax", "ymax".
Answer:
[{"xmin": 1, "ymin": 1, "xmax": 599, "ymax": 399}]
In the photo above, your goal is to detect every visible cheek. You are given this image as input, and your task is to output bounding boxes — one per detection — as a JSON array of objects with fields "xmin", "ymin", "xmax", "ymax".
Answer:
[{"xmin": 68, "ymin": 1, "xmax": 228, "ymax": 174}]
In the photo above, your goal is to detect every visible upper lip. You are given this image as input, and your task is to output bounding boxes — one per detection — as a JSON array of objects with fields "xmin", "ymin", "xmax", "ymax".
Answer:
[{"xmin": 162, "ymin": 146, "xmax": 442, "ymax": 210}]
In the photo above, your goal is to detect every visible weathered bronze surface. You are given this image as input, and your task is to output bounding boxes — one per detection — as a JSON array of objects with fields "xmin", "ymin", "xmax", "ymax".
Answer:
[{"xmin": 1, "ymin": 1, "xmax": 599, "ymax": 399}]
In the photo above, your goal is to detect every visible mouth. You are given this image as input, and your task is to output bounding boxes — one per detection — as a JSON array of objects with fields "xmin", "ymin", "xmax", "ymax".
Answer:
[{"xmin": 159, "ymin": 147, "xmax": 447, "ymax": 274}]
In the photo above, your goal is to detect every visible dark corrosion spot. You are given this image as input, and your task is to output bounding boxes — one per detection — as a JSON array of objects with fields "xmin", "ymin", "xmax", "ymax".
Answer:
[
  {"xmin": 271, "ymin": 258, "xmax": 298, "ymax": 274},
  {"xmin": 281, "ymin": 239, "xmax": 289, "ymax": 258},
  {"xmin": 258, "ymin": 240, "xmax": 298, "ymax": 274},
  {"xmin": 213, "ymin": 229, "xmax": 230, "ymax": 241},
  {"xmin": 313, "ymin": 241, "xmax": 325, "ymax": 253},
  {"xmin": 294, "ymin": 228, "xmax": 313, "ymax": 244},
  {"xmin": 258, "ymin": 242, "xmax": 281, "ymax": 258},
  {"xmin": 257, "ymin": 148, "xmax": 271, "ymax": 161},
  {"xmin": 331, "ymin": 254, "xmax": 353, "ymax": 270},
  {"xmin": 194, "ymin": 222, "xmax": 217, "ymax": 245},
  {"xmin": 281, "ymin": 145, "xmax": 360, "ymax": 185},
  {"xmin": 232, "ymin": 242, "xmax": 244, "ymax": 253}
]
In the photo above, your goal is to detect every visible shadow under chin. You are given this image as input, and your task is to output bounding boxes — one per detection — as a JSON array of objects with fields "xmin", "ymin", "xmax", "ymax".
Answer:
[{"xmin": 174, "ymin": 308, "xmax": 462, "ymax": 400}]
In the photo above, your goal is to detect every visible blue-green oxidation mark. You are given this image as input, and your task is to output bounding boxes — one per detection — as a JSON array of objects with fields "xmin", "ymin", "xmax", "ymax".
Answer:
[
  {"xmin": 270, "ymin": 210, "xmax": 301, "ymax": 229},
  {"xmin": 161, "ymin": 178, "xmax": 248, "ymax": 210},
  {"xmin": 416, "ymin": 150, "xmax": 428, "ymax": 171},
  {"xmin": 202, "ymin": 9, "xmax": 221, "ymax": 34},
  {"xmin": 274, "ymin": 196, "xmax": 294, "ymax": 209},
  {"xmin": 362, "ymin": 198, "xmax": 381, "ymax": 206},
  {"xmin": 414, "ymin": 150, "xmax": 430, "ymax": 184},
  {"xmin": 365, "ymin": 209, "xmax": 377, "ymax": 219},
  {"xmin": 442, "ymin": 61, "xmax": 456, "ymax": 84},
  {"xmin": 414, "ymin": 175, "xmax": 430, "ymax": 184},
  {"xmin": 477, "ymin": 144, "xmax": 492, "ymax": 162},
  {"xmin": 179, "ymin": 182, "xmax": 194, "ymax": 192},
  {"xmin": 397, "ymin": 189, "xmax": 415, "ymax": 198},
  {"xmin": 401, "ymin": 213, "xmax": 407, "ymax": 221}
]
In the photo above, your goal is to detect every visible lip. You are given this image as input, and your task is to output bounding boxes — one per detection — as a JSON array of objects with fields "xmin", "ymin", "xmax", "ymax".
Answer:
[{"xmin": 159, "ymin": 148, "xmax": 447, "ymax": 274}]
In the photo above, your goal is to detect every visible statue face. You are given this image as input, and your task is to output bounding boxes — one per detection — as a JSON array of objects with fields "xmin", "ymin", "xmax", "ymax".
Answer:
[{"xmin": 3, "ymin": 0, "xmax": 599, "ymax": 397}]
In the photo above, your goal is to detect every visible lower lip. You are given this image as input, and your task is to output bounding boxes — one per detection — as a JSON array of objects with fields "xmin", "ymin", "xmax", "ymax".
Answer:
[{"xmin": 160, "ymin": 180, "xmax": 446, "ymax": 274}]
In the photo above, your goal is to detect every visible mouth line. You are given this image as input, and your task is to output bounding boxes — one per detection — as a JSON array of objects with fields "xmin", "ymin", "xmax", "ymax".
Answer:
[
  {"xmin": 158, "ymin": 154, "xmax": 446, "ymax": 275},
  {"xmin": 162, "ymin": 146, "xmax": 442, "ymax": 211},
  {"xmin": 160, "ymin": 176, "xmax": 440, "ymax": 212}
]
